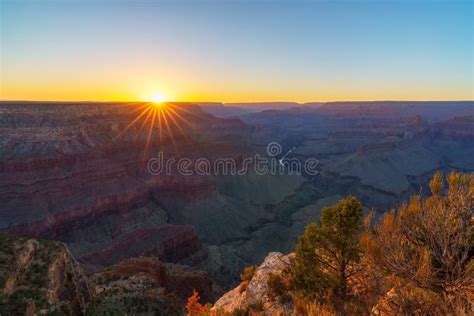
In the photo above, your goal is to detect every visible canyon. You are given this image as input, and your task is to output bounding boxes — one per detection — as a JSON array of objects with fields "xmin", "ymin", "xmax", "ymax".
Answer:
[{"xmin": 1, "ymin": 101, "xmax": 473, "ymax": 294}]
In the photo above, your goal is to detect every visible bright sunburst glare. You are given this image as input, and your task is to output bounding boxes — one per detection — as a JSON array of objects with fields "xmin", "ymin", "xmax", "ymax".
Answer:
[
  {"xmin": 115, "ymin": 99, "xmax": 194, "ymax": 165},
  {"xmin": 149, "ymin": 93, "xmax": 165, "ymax": 103},
  {"xmin": 152, "ymin": 101, "xmax": 166, "ymax": 109}
]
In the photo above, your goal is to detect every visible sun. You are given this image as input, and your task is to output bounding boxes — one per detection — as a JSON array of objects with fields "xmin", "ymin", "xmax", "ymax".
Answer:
[{"xmin": 149, "ymin": 93, "xmax": 165, "ymax": 103}]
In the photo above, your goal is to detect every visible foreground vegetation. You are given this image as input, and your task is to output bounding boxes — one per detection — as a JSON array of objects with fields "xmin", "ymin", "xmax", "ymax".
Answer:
[
  {"xmin": 188, "ymin": 171, "xmax": 473, "ymax": 315},
  {"xmin": 0, "ymin": 235, "xmax": 82, "ymax": 315},
  {"xmin": 1, "ymin": 171, "xmax": 471, "ymax": 315}
]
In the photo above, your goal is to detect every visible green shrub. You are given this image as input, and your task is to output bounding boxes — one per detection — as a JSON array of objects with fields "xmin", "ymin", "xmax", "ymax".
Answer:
[
  {"xmin": 231, "ymin": 300, "xmax": 263, "ymax": 316},
  {"xmin": 267, "ymin": 272, "xmax": 291, "ymax": 303},
  {"xmin": 291, "ymin": 196, "xmax": 363, "ymax": 302},
  {"xmin": 267, "ymin": 273, "xmax": 285, "ymax": 297}
]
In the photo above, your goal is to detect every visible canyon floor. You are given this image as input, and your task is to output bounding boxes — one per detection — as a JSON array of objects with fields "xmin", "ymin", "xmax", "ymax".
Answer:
[{"xmin": 1, "ymin": 101, "xmax": 473, "ymax": 294}]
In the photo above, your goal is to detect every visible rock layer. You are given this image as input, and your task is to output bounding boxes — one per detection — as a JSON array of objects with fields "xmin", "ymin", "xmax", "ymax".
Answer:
[
  {"xmin": 1, "ymin": 101, "xmax": 473, "ymax": 288},
  {"xmin": 0, "ymin": 234, "xmax": 93, "ymax": 315}
]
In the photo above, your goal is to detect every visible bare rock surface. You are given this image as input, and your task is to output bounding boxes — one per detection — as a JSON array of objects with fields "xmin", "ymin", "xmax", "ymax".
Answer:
[{"xmin": 213, "ymin": 252, "xmax": 293, "ymax": 314}]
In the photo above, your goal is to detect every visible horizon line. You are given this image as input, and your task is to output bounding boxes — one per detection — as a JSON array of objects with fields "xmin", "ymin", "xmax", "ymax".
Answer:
[{"xmin": 1, "ymin": 99, "xmax": 473, "ymax": 104}]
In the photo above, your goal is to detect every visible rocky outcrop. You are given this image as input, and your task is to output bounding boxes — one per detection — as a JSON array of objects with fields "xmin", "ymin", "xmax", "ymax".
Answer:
[
  {"xmin": 90, "ymin": 256, "xmax": 219, "ymax": 315},
  {"xmin": 3, "ymin": 239, "xmax": 39, "ymax": 296},
  {"xmin": 46, "ymin": 247, "xmax": 94, "ymax": 315},
  {"xmin": 0, "ymin": 233, "xmax": 220, "ymax": 315},
  {"xmin": 0, "ymin": 234, "xmax": 93, "ymax": 315},
  {"xmin": 213, "ymin": 252, "xmax": 293, "ymax": 314}
]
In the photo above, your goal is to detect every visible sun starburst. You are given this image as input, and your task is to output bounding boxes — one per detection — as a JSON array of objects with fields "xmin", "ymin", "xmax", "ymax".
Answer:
[{"xmin": 115, "ymin": 102, "xmax": 195, "ymax": 165}]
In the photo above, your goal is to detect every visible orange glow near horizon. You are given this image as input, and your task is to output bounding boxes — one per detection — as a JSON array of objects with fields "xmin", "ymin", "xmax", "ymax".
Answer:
[
  {"xmin": 151, "ymin": 102, "xmax": 166, "ymax": 109},
  {"xmin": 1, "ymin": 66, "xmax": 473, "ymax": 103},
  {"xmin": 1, "ymin": 83, "xmax": 473, "ymax": 103},
  {"xmin": 1, "ymin": 70, "xmax": 472, "ymax": 103}
]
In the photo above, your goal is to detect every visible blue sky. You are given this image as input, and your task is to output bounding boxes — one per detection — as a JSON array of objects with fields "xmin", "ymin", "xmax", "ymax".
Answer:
[{"xmin": 1, "ymin": 0, "xmax": 473, "ymax": 101}]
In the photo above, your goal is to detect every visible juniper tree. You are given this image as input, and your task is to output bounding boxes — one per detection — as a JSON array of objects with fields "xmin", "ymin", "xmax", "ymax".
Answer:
[{"xmin": 291, "ymin": 196, "xmax": 364, "ymax": 301}]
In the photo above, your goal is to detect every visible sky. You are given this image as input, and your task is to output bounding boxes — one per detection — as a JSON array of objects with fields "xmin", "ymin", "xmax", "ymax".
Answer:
[{"xmin": 1, "ymin": 0, "xmax": 473, "ymax": 102}]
